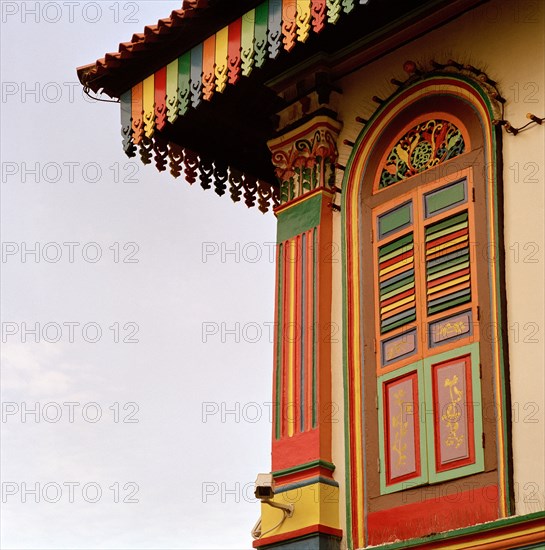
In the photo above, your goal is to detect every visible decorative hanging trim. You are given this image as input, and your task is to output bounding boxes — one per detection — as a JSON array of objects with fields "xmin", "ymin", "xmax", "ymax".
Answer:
[
  {"xmin": 241, "ymin": 8, "xmax": 256, "ymax": 76},
  {"xmin": 190, "ymin": 43, "xmax": 203, "ymax": 108},
  {"xmin": 120, "ymin": 0, "xmax": 360, "ymax": 153},
  {"xmin": 123, "ymin": 127, "xmax": 279, "ymax": 213},
  {"xmin": 228, "ymin": 17, "xmax": 243, "ymax": 83},
  {"xmin": 117, "ymin": 0, "xmax": 362, "ymax": 211}
]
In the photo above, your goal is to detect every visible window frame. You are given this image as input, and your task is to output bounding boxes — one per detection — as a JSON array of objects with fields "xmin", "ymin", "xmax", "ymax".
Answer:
[
  {"xmin": 341, "ymin": 78, "xmax": 513, "ymax": 548},
  {"xmin": 362, "ymin": 134, "xmax": 497, "ymax": 505},
  {"xmin": 372, "ymin": 164, "xmax": 486, "ymax": 495}
]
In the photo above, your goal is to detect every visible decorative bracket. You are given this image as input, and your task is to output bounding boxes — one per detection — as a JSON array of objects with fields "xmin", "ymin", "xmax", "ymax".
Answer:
[{"xmin": 268, "ymin": 116, "xmax": 342, "ymax": 205}]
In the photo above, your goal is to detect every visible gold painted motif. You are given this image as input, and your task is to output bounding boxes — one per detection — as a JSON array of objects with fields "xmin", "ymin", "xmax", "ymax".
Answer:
[
  {"xmin": 438, "ymin": 320, "xmax": 466, "ymax": 339},
  {"xmin": 385, "ymin": 335, "xmax": 415, "ymax": 361},
  {"xmin": 391, "ymin": 389, "xmax": 409, "ymax": 466},
  {"xmin": 442, "ymin": 375, "xmax": 464, "ymax": 448},
  {"xmin": 387, "ymin": 342, "xmax": 406, "ymax": 361}
]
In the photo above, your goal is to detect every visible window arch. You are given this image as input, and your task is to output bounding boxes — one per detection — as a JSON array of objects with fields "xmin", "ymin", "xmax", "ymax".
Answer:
[
  {"xmin": 341, "ymin": 76, "xmax": 511, "ymax": 548},
  {"xmin": 377, "ymin": 116, "xmax": 468, "ymax": 190}
]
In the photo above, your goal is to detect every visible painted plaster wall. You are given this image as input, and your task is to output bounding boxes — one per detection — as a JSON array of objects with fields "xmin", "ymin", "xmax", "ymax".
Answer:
[{"xmin": 330, "ymin": 0, "xmax": 544, "ymax": 542}]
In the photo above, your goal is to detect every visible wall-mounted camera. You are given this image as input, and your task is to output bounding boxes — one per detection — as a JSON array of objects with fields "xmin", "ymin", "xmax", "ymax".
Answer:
[
  {"xmin": 254, "ymin": 473, "xmax": 275, "ymax": 500},
  {"xmin": 251, "ymin": 473, "xmax": 294, "ymax": 540}
]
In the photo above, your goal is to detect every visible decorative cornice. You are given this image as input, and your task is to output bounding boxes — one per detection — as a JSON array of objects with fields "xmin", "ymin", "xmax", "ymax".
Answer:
[
  {"xmin": 275, "ymin": 475, "xmax": 339, "ymax": 493},
  {"xmin": 273, "ymin": 458, "xmax": 336, "ymax": 477}
]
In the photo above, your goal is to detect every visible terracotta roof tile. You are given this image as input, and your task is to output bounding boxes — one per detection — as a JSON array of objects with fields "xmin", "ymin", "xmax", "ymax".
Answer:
[
  {"xmin": 78, "ymin": 1, "xmax": 267, "ymax": 97},
  {"xmin": 77, "ymin": 1, "xmax": 212, "ymax": 96}
]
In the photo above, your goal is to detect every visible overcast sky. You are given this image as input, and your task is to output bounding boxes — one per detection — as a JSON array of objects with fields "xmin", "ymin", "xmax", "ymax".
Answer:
[{"xmin": 1, "ymin": 2, "xmax": 277, "ymax": 548}]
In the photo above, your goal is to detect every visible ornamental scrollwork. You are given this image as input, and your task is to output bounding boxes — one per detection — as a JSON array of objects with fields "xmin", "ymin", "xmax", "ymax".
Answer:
[
  {"xmin": 270, "ymin": 127, "xmax": 339, "ymax": 204},
  {"xmin": 379, "ymin": 119, "xmax": 465, "ymax": 189},
  {"xmin": 442, "ymin": 375, "xmax": 465, "ymax": 449},
  {"xmin": 391, "ymin": 388, "xmax": 409, "ymax": 467}
]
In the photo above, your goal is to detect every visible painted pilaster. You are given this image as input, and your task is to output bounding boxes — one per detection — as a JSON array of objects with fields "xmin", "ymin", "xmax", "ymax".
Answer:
[{"xmin": 253, "ymin": 115, "xmax": 342, "ymax": 549}]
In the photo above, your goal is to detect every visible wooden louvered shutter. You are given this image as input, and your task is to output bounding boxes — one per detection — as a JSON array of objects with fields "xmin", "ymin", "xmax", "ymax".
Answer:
[{"xmin": 374, "ymin": 168, "xmax": 485, "ymax": 493}]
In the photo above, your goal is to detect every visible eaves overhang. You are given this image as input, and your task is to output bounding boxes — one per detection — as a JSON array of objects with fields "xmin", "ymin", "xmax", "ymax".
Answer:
[{"xmin": 77, "ymin": 0, "xmax": 488, "ymax": 213}]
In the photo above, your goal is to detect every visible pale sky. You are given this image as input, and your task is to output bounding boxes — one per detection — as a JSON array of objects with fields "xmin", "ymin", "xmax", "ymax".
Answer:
[{"xmin": 1, "ymin": 2, "xmax": 277, "ymax": 548}]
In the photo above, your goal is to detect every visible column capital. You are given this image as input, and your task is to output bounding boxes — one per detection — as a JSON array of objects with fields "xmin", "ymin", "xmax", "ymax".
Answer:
[{"xmin": 268, "ymin": 115, "xmax": 342, "ymax": 206}]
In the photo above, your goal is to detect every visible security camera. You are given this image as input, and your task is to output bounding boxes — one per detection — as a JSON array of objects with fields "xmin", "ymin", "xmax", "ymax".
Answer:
[
  {"xmin": 251, "ymin": 473, "xmax": 294, "ymax": 540},
  {"xmin": 254, "ymin": 473, "xmax": 275, "ymax": 500},
  {"xmin": 254, "ymin": 473, "xmax": 294, "ymax": 517}
]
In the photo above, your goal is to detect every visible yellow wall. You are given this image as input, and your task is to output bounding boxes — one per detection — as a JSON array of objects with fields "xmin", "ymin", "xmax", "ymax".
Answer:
[
  {"xmin": 330, "ymin": 0, "xmax": 545, "ymax": 542},
  {"xmin": 259, "ymin": 483, "xmax": 340, "ymax": 539}
]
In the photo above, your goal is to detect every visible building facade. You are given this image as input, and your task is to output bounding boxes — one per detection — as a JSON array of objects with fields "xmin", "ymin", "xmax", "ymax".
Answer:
[{"xmin": 78, "ymin": 1, "xmax": 545, "ymax": 548}]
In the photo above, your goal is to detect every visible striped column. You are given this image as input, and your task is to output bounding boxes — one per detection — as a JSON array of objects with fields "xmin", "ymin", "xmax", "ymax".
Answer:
[{"xmin": 254, "ymin": 116, "xmax": 342, "ymax": 549}]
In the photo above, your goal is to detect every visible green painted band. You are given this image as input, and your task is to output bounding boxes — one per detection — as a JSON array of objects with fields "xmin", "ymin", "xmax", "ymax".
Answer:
[
  {"xmin": 255, "ymin": 1, "xmax": 268, "ymax": 29},
  {"xmin": 379, "ymin": 232, "xmax": 413, "ymax": 257},
  {"xmin": 277, "ymin": 194, "xmax": 323, "ymax": 243},
  {"xmin": 273, "ymin": 459, "xmax": 336, "ymax": 478},
  {"xmin": 274, "ymin": 476, "xmax": 339, "ymax": 493}
]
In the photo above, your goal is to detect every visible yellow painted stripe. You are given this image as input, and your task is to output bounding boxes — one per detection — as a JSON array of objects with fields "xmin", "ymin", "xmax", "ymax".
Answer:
[
  {"xmin": 166, "ymin": 59, "xmax": 178, "ymax": 109},
  {"xmin": 425, "ymin": 221, "xmax": 468, "ymax": 242},
  {"xmin": 379, "ymin": 255, "xmax": 413, "ymax": 276},
  {"xmin": 428, "ymin": 261, "xmax": 470, "ymax": 281},
  {"xmin": 426, "ymin": 234, "xmax": 468, "ymax": 255},
  {"xmin": 380, "ymin": 242, "xmax": 414, "ymax": 263},
  {"xmin": 484, "ymin": 120, "xmax": 507, "ymax": 516},
  {"xmin": 287, "ymin": 238, "xmax": 296, "ymax": 437},
  {"xmin": 142, "ymin": 74, "xmax": 155, "ymax": 138},
  {"xmin": 296, "ymin": 0, "xmax": 311, "ymax": 42},
  {"xmin": 427, "ymin": 274, "xmax": 470, "ymax": 295},
  {"xmin": 214, "ymin": 26, "xmax": 229, "ymax": 93},
  {"xmin": 350, "ymin": 202, "xmax": 364, "ymax": 544},
  {"xmin": 381, "ymin": 281, "xmax": 415, "ymax": 300},
  {"xmin": 381, "ymin": 299, "xmax": 416, "ymax": 321},
  {"xmin": 380, "ymin": 294, "xmax": 415, "ymax": 314}
]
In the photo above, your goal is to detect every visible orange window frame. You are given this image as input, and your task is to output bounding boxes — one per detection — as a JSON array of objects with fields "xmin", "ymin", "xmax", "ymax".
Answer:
[{"xmin": 372, "ymin": 167, "xmax": 480, "ymax": 376}]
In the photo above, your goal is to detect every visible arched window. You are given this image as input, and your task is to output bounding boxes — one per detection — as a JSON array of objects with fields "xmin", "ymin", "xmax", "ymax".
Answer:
[{"xmin": 342, "ymin": 76, "xmax": 511, "ymax": 547}]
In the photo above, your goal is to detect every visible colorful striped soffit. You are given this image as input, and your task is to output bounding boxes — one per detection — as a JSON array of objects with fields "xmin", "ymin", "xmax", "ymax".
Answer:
[{"xmin": 119, "ymin": 0, "xmax": 364, "ymax": 212}]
